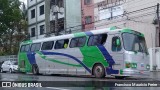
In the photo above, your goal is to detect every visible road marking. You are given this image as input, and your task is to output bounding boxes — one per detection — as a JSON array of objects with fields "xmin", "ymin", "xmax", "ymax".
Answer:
[{"xmin": 46, "ymin": 87, "xmax": 71, "ymax": 90}]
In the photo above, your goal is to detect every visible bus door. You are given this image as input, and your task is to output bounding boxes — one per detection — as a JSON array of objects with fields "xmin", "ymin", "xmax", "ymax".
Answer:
[{"xmin": 108, "ymin": 34, "xmax": 124, "ymax": 72}]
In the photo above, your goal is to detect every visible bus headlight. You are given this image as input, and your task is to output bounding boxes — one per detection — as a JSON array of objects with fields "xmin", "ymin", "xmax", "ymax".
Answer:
[
  {"xmin": 125, "ymin": 62, "xmax": 137, "ymax": 68},
  {"xmin": 126, "ymin": 63, "xmax": 131, "ymax": 68},
  {"xmin": 131, "ymin": 63, "xmax": 137, "ymax": 68}
]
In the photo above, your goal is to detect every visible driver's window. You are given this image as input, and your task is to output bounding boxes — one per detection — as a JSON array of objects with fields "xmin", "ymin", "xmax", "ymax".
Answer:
[{"xmin": 112, "ymin": 36, "xmax": 121, "ymax": 52}]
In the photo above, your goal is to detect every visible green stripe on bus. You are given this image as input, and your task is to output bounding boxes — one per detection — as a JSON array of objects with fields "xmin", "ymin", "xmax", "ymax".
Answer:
[
  {"xmin": 74, "ymin": 33, "xmax": 109, "ymax": 68},
  {"xmin": 18, "ymin": 53, "xmax": 32, "ymax": 72}
]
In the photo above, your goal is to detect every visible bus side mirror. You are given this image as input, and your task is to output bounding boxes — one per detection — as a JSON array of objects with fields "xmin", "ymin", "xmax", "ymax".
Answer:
[{"xmin": 116, "ymin": 39, "xmax": 121, "ymax": 46}]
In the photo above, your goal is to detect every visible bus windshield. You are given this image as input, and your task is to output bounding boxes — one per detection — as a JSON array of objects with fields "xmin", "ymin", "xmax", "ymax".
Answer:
[{"xmin": 122, "ymin": 33, "xmax": 148, "ymax": 54}]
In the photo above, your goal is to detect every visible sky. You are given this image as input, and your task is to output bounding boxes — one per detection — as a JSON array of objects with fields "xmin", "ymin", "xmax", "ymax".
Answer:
[{"xmin": 19, "ymin": 0, "xmax": 27, "ymax": 5}]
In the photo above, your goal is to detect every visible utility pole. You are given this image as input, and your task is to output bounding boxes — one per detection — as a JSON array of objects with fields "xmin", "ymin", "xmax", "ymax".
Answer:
[
  {"xmin": 156, "ymin": 3, "xmax": 160, "ymax": 47},
  {"xmin": 45, "ymin": 0, "xmax": 51, "ymax": 37},
  {"xmin": 54, "ymin": 0, "xmax": 59, "ymax": 36}
]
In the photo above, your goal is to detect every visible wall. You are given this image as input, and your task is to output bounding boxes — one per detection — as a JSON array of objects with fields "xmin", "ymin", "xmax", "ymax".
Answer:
[
  {"xmin": 65, "ymin": 0, "xmax": 82, "ymax": 33},
  {"xmin": 81, "ymin": 0, "xmax": 94, "ymax": 31},
  {"xmin": 94, "ymin": 0, "xmax": 160, "ymax": 48}
]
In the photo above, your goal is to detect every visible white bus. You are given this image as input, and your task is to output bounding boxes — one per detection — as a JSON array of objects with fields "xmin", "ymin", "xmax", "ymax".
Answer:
[{"xmin": 18, "ymin": 27, "xmax": 150, "ymax": 78}]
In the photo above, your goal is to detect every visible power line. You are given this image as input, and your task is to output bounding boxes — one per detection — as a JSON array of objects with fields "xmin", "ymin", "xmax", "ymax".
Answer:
[{"xmin": 49, "ymin": 4, "xmax": 157, "ymax": 34}]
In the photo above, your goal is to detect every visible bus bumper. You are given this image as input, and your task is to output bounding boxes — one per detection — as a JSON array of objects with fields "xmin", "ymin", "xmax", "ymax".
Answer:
[{"xmin": 121, "ymin": 69, "xmax": 150, "ymax": 77}]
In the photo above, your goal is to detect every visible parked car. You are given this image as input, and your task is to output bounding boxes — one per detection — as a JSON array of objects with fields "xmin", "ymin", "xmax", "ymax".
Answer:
[
  {"xmin": 0, "ymin": 61, "xmax": 18, "ymax": 73},
  {"xmin": 0, "ymin": 61, "xmax": 4, "ymax": 69}
]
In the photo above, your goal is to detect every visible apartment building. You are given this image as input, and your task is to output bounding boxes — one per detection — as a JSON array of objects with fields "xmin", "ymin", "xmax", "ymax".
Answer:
[
  {"xmin": 28, "ymin": 0, "xmax": 46, "ymax": 40},
  {"xmin": 27, "ymin": 0, "xmax": 81, "ymax": 40}
]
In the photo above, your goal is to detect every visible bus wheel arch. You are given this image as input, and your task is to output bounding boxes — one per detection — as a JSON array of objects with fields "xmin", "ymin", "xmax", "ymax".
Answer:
[
  {"xmin": 92, "ymin": 63, "xmax": 106, "ymax": 78},
  {"xmin": 32, "ymin": 64, "xmax": 39, "ymax": 75}
]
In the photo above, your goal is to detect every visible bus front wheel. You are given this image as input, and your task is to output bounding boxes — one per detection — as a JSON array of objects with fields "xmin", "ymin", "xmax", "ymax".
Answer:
[
  {"xmin": 93, "ymin": 64, "xmax": 105, "ymax": 78},
  {"xmin": 32, "ymin": 65, "xmax": 39, "ymax": 75}
]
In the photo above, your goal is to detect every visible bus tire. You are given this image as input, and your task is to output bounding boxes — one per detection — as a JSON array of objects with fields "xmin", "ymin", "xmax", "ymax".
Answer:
[
  {"xmin": 9, "ymin": 68, "xmax": 12, "ymax": 73},
  {"xmin": 32, "ymin": 65, "xmax": 39, "ymax": 75},
  {"xmin": 93, "ymin": 64, "xmax": 105, "ymax": 78}
]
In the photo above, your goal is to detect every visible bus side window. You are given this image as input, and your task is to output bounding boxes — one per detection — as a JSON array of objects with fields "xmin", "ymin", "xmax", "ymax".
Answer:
[
  {"xmin": 70, "ymin": 37, "xmax": 86, "ymax": 48},
  {"xmin": 41, "ymin": 41, "xmax": 54, "ymax": 50},
  {"xmin": 88, "ymin": 34, "xmax": 107, "ymax": 46},
  {"xmin": 112, "ymin": 36, "xmax": 121, "ymax": 52},
  {"xmin": 55, "ymin": 39, "xmax": 69, "ymax": 49},
  {"xmin": 31, "ymin": 43, "xmax": 41, "ymax": 52}
]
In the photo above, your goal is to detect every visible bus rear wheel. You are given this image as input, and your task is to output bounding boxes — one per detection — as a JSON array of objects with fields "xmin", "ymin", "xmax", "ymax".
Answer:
[
  {"xmin": 32, "ymin": 65, "xmax": 39, "ymax": 75},
  {"xmin": 93, "ymin": 64, "xmax": 105, "ymax": 78}
]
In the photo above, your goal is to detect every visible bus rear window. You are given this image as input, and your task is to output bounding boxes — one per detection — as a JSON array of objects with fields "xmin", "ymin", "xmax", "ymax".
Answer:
[
  {"xmin": 20, "ymin": 44, "xmax": 30, "ymax": 52},
  {"xmin": 20, "ymin": 45, "xmax": 25, "ymax": 52}
]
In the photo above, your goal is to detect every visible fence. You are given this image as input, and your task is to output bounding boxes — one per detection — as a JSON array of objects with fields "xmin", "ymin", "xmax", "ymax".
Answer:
[{"xmin": 0, "ymin": 55, "xmax": 17, "ymax": 62}]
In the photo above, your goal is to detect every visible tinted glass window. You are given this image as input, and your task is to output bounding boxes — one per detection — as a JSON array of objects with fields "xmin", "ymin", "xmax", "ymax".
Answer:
[
  {"xmin": 39, "ymin": 5, "xmax": 44, "ymax": 15},
  {"xmin": 42, "ymin": 41, "xmax": 54, "ymax": 50},
  {"xmin": 31, "ymin": 9, "xmax": 35, "ymax": 19},
  {"xmin": 112, "ymin": 36, "xmax": 121, "ymax": 52},
  {"xmin": 70, "ymin": 37, "xmax": 86, "ymax": 48},
  {"xmin": 12, "ymin": 61, "xmax": 18, "ymax": 65},
  {"xmin": 20, "ymin": 45, "xmax": 26, "ymax": 52},
  {"xmin": 88, "ymin": 34, "xmax": 107, "ymax": 46},
  {"xmin": 25, "ymin": 45, "xmax": 30, "ymax": 52},
  {"xmin": 31, "ymin": 43, "xmax": 41, "ymax": 51},
  {"xmin": 55, "ymin": 39, "xmax": 69, "ymax": 49},
  {"xmin": 31, "ymin": 27, "xmax": 35, "ymax": 37}
]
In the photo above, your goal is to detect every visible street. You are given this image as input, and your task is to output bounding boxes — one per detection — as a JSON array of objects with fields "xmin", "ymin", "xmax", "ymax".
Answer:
[{"xmin": 0, "ymin": 72, "xmax": 160, "ymax": 90}]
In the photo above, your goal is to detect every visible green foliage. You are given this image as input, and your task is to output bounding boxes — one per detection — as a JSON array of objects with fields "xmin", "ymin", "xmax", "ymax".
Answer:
[{"xmin": 0, "ymin": 0, "xmax": 28, "ymax": 55}]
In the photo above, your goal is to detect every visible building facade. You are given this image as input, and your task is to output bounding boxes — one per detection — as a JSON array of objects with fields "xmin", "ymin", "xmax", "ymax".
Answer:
[
  {"xmin": 27, "ymin": 0, "xmax": 82, "ymax": 40},
  {"xmin": 27, "ymin": 0, "xmax": 159, "ymax": 48},
  {"xmin": 93, "ymin": 0, "xmax": 160, "ymax": 48},
  {"xmin": 81, "ymin": 0, "xmax": 94, "ymax": 31},
  {"xmin": 28, "ymin": 0, "xmax": 46, "ymax": 40}
]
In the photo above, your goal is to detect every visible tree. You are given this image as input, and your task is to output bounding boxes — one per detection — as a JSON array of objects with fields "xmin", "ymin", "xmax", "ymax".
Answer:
[{"xmin": 0, "ymin": 0, "xmax": 28, "ymax": 55}]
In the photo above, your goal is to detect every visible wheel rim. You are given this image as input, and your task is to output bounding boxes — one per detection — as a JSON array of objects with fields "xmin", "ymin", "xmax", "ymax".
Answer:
[
  {"xmin": 9, "ymin": 69, "xmax": 12, "ymax": 73},
  {"xmin": 95, "ymin": 66, "xmax": 103, "ymax": 77},
  {"xmin": 33, "ymin": 66, "xmax": 37, "ymax": 74}
]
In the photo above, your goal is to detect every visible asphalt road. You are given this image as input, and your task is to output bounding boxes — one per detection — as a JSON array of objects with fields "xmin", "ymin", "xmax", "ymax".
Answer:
[{"xmin": 0, "ymin": 72, "xmax": 160, "ymax": 90}]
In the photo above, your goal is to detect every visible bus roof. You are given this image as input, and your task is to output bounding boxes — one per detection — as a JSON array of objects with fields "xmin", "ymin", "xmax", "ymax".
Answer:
[{"xmin": 21, "ymin": 27, "xmax": 144, "ymax": 45}]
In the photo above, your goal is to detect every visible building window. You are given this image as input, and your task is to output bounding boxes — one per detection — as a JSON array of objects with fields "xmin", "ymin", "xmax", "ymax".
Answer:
[
  {"xmin": 31, "ymin": 9, "xmax": 35, "ymax": 19},
  {"xmin": 39, "ymin": 5, "xmax": 44, "ymax": 15},
  {"xmin": 84, "ymin": 0, "xmax": 91, "ymax": 5},
  {"xmin": 40, "ymin": 25, "xmax": 45, "ymax": 35},
  {"xmin": 58, "ymin": 0, "xmax": 64, "ymax": 7},
  {"xmin": 31, "ymin": 27, "xmax": 35, "ymax": 37},
  {"xmin": 85, "ymin": 16, "xmax": 92, "ymax": 24}
]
